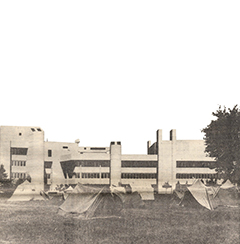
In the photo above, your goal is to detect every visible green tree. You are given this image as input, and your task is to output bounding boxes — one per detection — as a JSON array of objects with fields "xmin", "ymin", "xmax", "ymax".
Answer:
[
  {"xmin": 202, "ymin": 105, "xmax": 240, "ymax": 184},
  {"xmin": 0, "ymin": 164, "xmax": 8, "ymax": 181}
]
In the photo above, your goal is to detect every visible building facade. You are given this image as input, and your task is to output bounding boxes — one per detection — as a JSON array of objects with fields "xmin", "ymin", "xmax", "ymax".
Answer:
[{"xmin": 0, "ymin": 126, "xmax": 217, "ymax": 193}]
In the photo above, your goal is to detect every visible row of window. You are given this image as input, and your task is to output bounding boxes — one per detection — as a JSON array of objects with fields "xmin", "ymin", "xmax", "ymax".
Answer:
[
  {"xmin": 121, "ymin": 161, "xmax": 157, "ymax": 168},
  {"xmin": 12, "ymin": 172, "xmax": 26, "ymax": 179},
  {"xmin": 111, "ymin": 142, "xmax": 121, "ymax": 145},
  {"xmin": 11, "ymin": 147, "xmax": 28, "ymax": 155},
  {"xmin": 48, "ymin": 147, "xmax": 107, "ymax": 156},
  {"xmin": 176, "ymin": 161, "xmax": 216, "ymax": 168},
  {"xmin": 75, "ymin": 173, "xmax": 110, "ymax": 179},
  {"xmin": 75, "ymin": 160, "xmax": 110, "ymax": 167},
  {"xmin": 12, "ymin": 161, "xmax": 26, "ymax": 166},
  {"xmin": 17, "ymin": 128, "xmax": 42, "ymax": 135},
  {"xmin": 11, "ymin": 147, "xmax": 53, "ymax": 157},
  {"xmin": 90, "ymin": 147, "xmax": 106, "ymax": 150},
  {"xmin": 75, "ymin": 161, "xmax": 157, "ymax": 168},
  {"xmin": 121, "ymin": 173, "xmax": 157, "ymax": 179},
  {"xmin": 176, "ymin": 173, "xmax": 219, "ymax": 179},
  {"xmin": 31, "ymin": 128, "xmax": 42, "ymax": 132}
]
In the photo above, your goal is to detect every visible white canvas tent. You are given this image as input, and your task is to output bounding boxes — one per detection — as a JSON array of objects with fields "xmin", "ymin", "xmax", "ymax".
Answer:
[
  {"xmin": 63, "ymin": 185, "xmax": 74, "ymax": 200},
  {"xmin": 64, "ymin": 185, "xmax": 74, "ymax": 193},
  {"xmin": 58, "ymin": 183, "xmax": 123, "ymax": 219},
  {"xmin": 8, "ymin": 180, "xmax": 45, "ymax": 202},
  {"xmin": 110, "ymin": 185, "xmax": 145, "ymax": 208},
  {"xmin": 220, "ymin": 179, "xmax": 235, "ymax": 189},
  {"xmin": 110, "ymin": 185, "xmax": 126, "ymax": 194},
  {"xmin": 130, "ymin": 182, "xmax": 155, "ymax": 200},
  {"xmin": 212, "ymin": 179, "xmax": 239, "ymax": 208},
  {"xmin": 180, "ymin": 180, "xmax": 213, "ymax": 210},
  {"xmin": 178, "ymin": 179, "xmax": 239, "ymax": 210}
]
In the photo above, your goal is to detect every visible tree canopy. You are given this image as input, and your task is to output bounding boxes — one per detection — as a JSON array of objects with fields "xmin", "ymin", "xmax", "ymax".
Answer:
[
  {"xmin": 202, "ymin": 105, "xmax": 240, "ymax": 184},
  {"xmin": 0, "ymin": 164, "xmax": 8, "ymax": 181}
]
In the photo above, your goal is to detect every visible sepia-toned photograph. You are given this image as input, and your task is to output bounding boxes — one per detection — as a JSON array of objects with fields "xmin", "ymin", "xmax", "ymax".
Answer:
[{"xmin": 0, "ymin": 1, "xmax": 239, "ymax": 243}]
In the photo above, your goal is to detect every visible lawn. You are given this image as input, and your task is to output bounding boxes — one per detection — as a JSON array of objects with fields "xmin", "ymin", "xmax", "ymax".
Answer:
[{"xmin": 0, "ymin": 195, "xmax": 239, "ymax": 244}]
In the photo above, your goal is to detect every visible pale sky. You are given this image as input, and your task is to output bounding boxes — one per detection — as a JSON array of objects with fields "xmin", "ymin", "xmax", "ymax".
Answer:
[{"xmin": 0, "ymin": 1, "xmax": 239, "ymax": 154}]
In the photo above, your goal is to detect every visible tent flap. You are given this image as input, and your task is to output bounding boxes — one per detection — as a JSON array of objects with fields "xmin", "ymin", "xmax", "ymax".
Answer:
[
  {"xmin": 8, "ymin": 180, "xmax": 45, "ymax": 202},
  {"xmin": 180, "ymin": 180, "xmax": 213, "ymax": 210},
  {"xmin": 58, "ymin": 183, "xmax": 123, "ymax": 219}
]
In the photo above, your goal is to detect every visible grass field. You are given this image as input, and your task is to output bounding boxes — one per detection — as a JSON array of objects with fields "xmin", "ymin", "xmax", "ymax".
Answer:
[{"xmin": 0, "ymin": 195, "xmax": 239, "ymax": 244}]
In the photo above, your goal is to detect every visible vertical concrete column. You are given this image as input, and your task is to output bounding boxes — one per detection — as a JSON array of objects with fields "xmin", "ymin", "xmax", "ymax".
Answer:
[
  {"xmin": 50, "ymin": 159, "xmax": 65, "ymax": 191},
  {"xmin": 110, "ymin": 142, "xmax": 121, "ymax": 186},
  {"xmin": 147, "ymin": 141, "xmax": 151, "ymax": 154},
  {"xmin": 157, "ymin": 130, "xmax": 162, "ymax": 193},
  {"xmin": 158, "ymin": 129, "xmax": 175, "ymax": 194},
  {"xmin": 28, "ymin": 132, "xmax": 44, "ymax": 190},
  {"xmin": 170, "ymin": 129, "xmax": 176, "ymax": 141},
  {"xmin": 0, "ymin": 128, "xmax": 12, "ymax": 178},
  {"xmin": 170, "ymin": 129, "xmax": 176, "ymax": 192}
]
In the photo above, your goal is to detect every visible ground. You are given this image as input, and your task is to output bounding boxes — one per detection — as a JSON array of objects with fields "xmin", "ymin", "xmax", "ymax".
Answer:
[{"xmin": 0, "ymin": 195, "xmax": 239, "ymax": 244}]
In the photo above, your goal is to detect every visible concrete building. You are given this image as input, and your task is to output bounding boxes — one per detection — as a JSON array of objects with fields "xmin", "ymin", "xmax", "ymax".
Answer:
[
  {"xmin": 148, "ymin": 129, "xmax": 216, "ymax": 193},
  {"xmin": 0, "ymin": 126, "xmax": 44, "ymax": 189},
  {"xmin": 0, "ymin": 126, "xmax": 217, "ymax": 193}
]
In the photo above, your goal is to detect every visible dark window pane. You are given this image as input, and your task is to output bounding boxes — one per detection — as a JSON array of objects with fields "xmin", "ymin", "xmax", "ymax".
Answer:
[
  {"xmin": 121, "ymin": 161, "xmax": 157, "ymax": 168},
  {"xmin": 11, "ymin": 147, "xmax": 28, "ymax": 155},
  {"xmin": 48, "ymin": 150, "xmax": 52, "ymax": 157}
]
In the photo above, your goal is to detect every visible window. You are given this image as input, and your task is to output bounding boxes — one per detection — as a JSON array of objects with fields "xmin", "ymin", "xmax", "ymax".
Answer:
[
  {"xmin": 63, "ymin": 146, "xmax": 68, "ymax": 149},
  {"xmin": 90, "ymin": 147, "xmax": 106, "ymax": 150},
  {"xmin": 111, "ymin": 142, "xmax": 115, "ymax": 145},
  {"xmin": 11, "ymin": 148, "xmax": 28, "ymax": 155},
  {"xmin": 121, "ymin": 173, "xmax": 157, "ymax": 179},
  {"xmin": 81, "ymin": 173, "xmax": 100, "ymax": 178},
  {"xmin": 37, "ymin": 128, "xmax": 41, "ymax": 131},
  {"xmin": 44, "ymin": 161, "xmax": 52, "ymax": 168},
  {"xmin": 48, "ymin": 150, "xmax": 52, "ymax": 157},
  {"xmin": 75, "ymin": 160, "xmax": 110, "ymax": 167},
  {"xmin": 19, "ymin": 133, "xmax": 22, "ymax": 136},
  {"xmin": 12, "ymin": 172, "xmax": 26, "ymax": 179},
  {"xmin": 12, "ymin": 161, "xmax": 27, "ymax": 166},
  {"xmin": 101, "ymin": 173, "xmax": 110, "ymax": 178},
  {"xmin": 117, "ymin": 142, "xmax": 121, "ymax": 145},
  {"xmin": 121, "ymin": 161, "xmax": 157, "ymax": 168},
  {"xmin": 31, "ymin": 128, "xmax": 35, "ymax": 132},
  {"xmin": 176, "ymin": 161, "xmax": 216, "ymax": 168},
  {"xmin": 176, "ymin": 173, "xmax": 219, "ymax": 179}
]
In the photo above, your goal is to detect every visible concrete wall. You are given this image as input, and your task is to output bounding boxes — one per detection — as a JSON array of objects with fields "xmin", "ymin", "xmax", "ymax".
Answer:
[
  {"xmin": 121, "ymin": 154, "xmax": 157, "ymax": 186},
  {"xmin": 153, "ymin": 129, "xmax": 215, "ymax": 193},
  {"xmin": 157, "ymin": 129, "xmax": 176, "ymax": 194},
  {"xmin": 0, "ymin": 126, "xmax": 44, "ymax": 189},
  {"xmin": 110, "ymin": 142, "xmax": 121, "ymax": 186},
  {"xmin": 44, "ymin": 141, "xmax": 80, "ymax": 190},
  {"xmin": 26, "ymin": 128, "xmax": 44, "ymax": 189}
]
